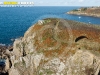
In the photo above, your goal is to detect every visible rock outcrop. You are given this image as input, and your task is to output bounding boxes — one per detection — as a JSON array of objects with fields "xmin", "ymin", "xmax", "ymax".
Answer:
[
  {"xmin": 0, "ymin": 18, "xmax": 100, "ymax": 75},
  {"xmin": 0, "ymin": 45, "xmax": 12, "ymax": 75}
]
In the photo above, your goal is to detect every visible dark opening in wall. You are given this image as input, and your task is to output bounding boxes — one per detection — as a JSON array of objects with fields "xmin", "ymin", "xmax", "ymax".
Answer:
[{"xmin": 75, "ymin": 36, "xmax": 88, "ymax": 42}]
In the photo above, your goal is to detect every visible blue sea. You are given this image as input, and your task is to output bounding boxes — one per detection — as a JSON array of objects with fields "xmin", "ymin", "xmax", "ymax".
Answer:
[{"xmin": 0, "ymin": 6, "xmax": 100, "ymax": 45}]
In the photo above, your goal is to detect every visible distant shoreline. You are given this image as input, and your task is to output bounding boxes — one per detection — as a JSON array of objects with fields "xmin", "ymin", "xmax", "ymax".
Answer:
[{"xmin": 67, "ymin": 7, "xmax": 100, "ymax": 18}]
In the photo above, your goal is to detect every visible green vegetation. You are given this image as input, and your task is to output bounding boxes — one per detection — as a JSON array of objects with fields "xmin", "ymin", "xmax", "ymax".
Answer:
[
  {"xmin": 44, "ymin": 19, "xmax": 51, "ymax": 23},
  {"xmin": 72, "ymin": 9, "xmax": 78, "ymax": 11},
  {"xmin": 39, "ymin": 72, "xmax": 43, "ymax": 75},
  {"xmin": 81, "ymin": 7, "xmax": 87, "ymax": 11},
  {"xmin": 72, "ymin": 8, "xmax": 87, "ymax": 12},
  {"xmin": 14, "ymin": 58, "xmax": 26, "ymax": 67},
  {"xmin": 46, "ymin": 70, "xmax": 53, "ymax": 74},
  {"xmin": 45, "ymin": 69, "xmax": 54, "ymax": 75}
]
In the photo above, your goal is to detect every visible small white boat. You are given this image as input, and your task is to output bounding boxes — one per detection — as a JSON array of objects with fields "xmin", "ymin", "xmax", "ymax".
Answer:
[
  {"xmin": 89, "ymin": 22, "xmax": 91, "ymax": 23},
  {"xmin": 79, "ymin": 16, "xmax": 81, "ymax": 19}
]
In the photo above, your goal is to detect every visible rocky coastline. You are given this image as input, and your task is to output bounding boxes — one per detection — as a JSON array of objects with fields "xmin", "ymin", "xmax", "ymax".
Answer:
[
  {"xmin": 67, "ymin": 7, "xmax": 100, "ymax": 18},
  {"xmin": 0, "ymin": 18, "xmax": 100, "ymax": 75}
]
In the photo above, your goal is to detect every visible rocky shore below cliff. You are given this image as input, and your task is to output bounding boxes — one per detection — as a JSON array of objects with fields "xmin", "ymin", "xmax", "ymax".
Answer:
[
  {"xmin": 0, "ymin": 18, "xmax": 100, "ymax": 75},
  {"xmin": 67, "ymin": 7, "xmax": 100, "ymax": 18}
]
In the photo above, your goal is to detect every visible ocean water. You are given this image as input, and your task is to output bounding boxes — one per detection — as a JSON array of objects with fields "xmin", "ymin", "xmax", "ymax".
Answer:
[{"xmin": 0, "ymin": 6, "xmax": 100, "ymax": 45}]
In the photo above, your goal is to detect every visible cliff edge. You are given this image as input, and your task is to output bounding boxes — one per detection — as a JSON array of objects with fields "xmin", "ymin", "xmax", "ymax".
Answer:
[{"xmin": 1, "ymin": 18, "xmax": 100, "ymax": 75}]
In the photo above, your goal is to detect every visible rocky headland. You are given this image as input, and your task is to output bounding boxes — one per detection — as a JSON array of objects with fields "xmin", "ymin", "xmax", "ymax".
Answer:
[
  {"xmin": 0, "ymin": 18, "xmax": 100, "ymax": 75},
  {"xmin": 67, "ymin": 7, "xmax": 100, "ymax": 17}
]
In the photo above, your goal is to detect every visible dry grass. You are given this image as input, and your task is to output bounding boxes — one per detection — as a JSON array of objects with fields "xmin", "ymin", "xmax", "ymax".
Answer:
[{"xmin": 30, "ymin": 18, "xmax": 100, "ymax": 57}]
